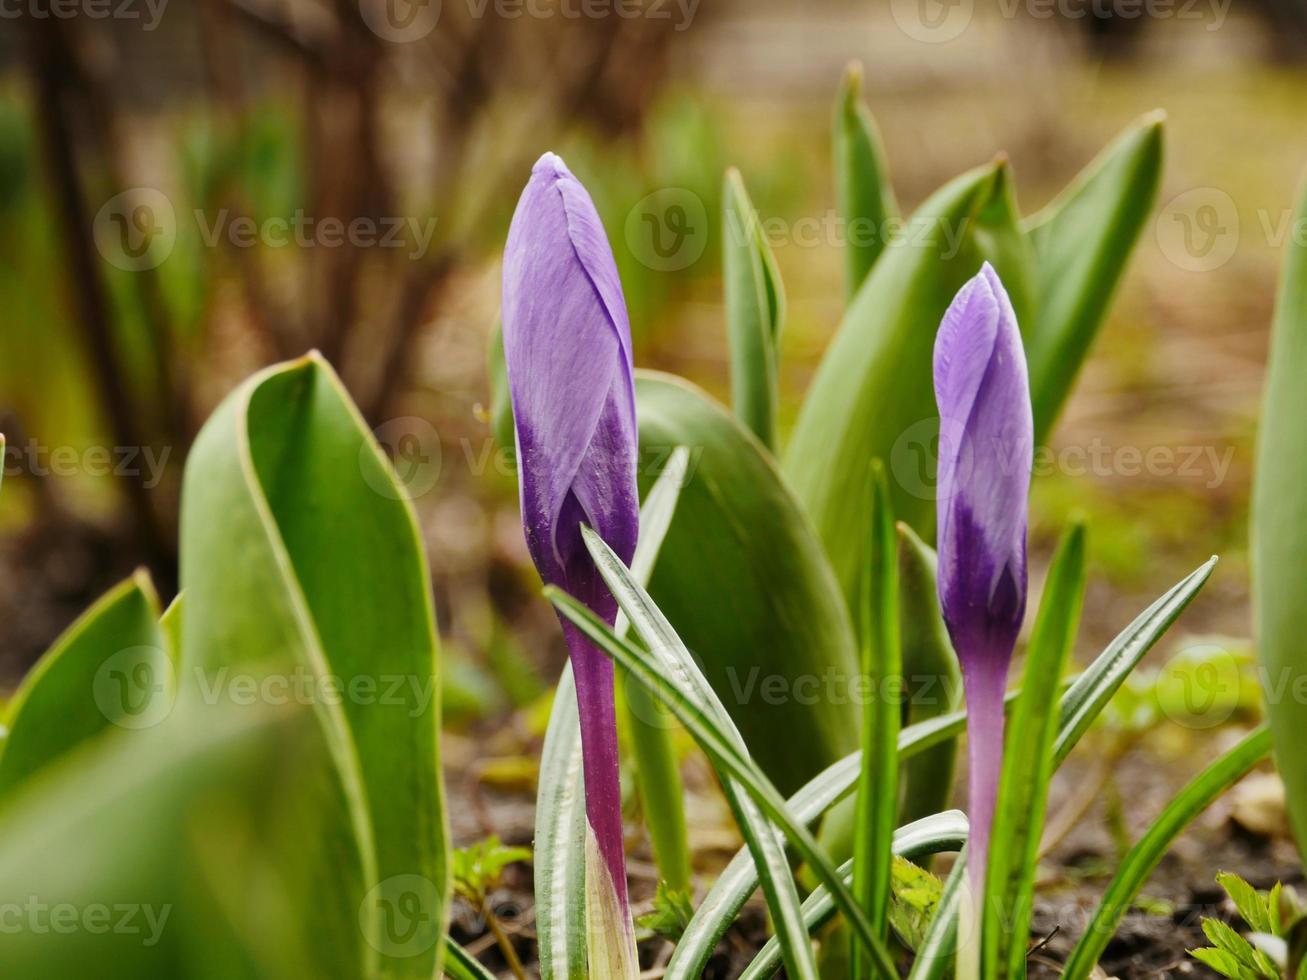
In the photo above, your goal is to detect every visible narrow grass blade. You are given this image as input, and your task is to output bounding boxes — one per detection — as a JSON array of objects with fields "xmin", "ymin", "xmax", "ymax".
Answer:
[
  {"xmin": 444, "ymin": 941, "xmax": 499, "ymax": 980},
  {"xmin": 556, "ymin": 529, "xmax": 901, "ymax": 976},
  {"xmin": 741, "ymin": 813, "xmax": 969, "ymax": 980},
  {"xmin": 1054, "ymin": 556, "xmax": 1217, "ymax": 765},
  {"xmin": 908, "ymin": 846, "xmax": 969, "ymax": 980},
  {"xmin": 619, "ymin": 446, "xmax": 693, "ymax": 893},
  {"xmin": 534, "ymin": 666, "xmax": 589, "ymax": 980},
  {"xmin": 723, "ymin": 169, "xmax": 784, "ymax": 451},
  {"xmin": 983, "ymin": 523, "xmax": 1087, "ymax": 979},
  {"xmin": 834, "ymin": 61, "xmax": 898, "ymax": 299},
  {"xmin": 1061, "ymin": 726, "xmax": 1273, "ymax": 980},
  {"xmin": 852, "ymin": 462, "xmax": 901, "ymax": 978}
]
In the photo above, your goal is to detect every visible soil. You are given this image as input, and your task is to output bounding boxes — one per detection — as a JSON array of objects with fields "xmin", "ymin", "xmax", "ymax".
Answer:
[{"xmin": 446, "ymin": 727, "xmax": 1303, "ymax": 979}]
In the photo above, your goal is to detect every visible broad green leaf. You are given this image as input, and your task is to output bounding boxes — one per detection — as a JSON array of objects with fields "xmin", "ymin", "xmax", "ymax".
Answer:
[
  {"xmin": 983, "ymin": 523, "xmax": 1086, "ymax": 979},
  {"xmin": 723, "ymin": 168, "xmax": 785, "ymax": 450},
  {"xmin": 555, "ymin": 529, "xmax": 899, "ymax": 976},
  {"xmin": 889, "ymin": 857, "xmax": 944, "ymax": 952},
  {"xmin": 1023, "ymin": 112, "xmax": 1164, "ymax": 438},
  {"xmin": 0, "ymin": 571, "xmax": 170, "ymax": 798},
  {"xmin": 536, "ymin": 448, "xmax": 692, "ymax": 978},
  {"xmin": 1253, "ymin": 176, "xmax": 1307, "ymax": 867},
  {"xmin": 896, "ymin": 523, "xmax": 962, "ymax": 828},
  {"xmin": 1061, "ymin": 726, "xmax": 1273, "ymax": 980},
  {"xmin": 834, "ymin": 61, "xmax": 898, "ymax": 300},
  {"xmin": 786, "ymin": 160, "xmax": 1034, "ymax": 613},
  {"xmin": 637, "ymin": 371, "xmax": 859, "ymax": 793},
  {"xmin": 0, "ymin": 700, "xmax": 335, "ymax": 978},
  {"xmin": 852, "ymin": 462, "xmax": 901, "ymax": 978},
  {"xmin": 737, "ymin": 813, "xmax": 969, "ymax": 980},
  {"xmin": 178, "ymin": 353, "xmax": 449, "ymax": 978}
]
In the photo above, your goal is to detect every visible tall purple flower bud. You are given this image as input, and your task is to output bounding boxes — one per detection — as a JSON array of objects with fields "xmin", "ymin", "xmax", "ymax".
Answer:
[
  {"xmin": 933, "ymin": 263, "xmax": 1033, "ymax": 895},
  {"xmin": 502, "ymin": 152, "xmax": 640, "ymax": 971}
]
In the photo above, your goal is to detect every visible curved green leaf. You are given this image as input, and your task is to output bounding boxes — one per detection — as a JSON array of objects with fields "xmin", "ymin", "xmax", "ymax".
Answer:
[
  {"xmin": 786, "ymin": 160, "xmax": 1033, "ymax": 610},
  {"xmin": 1023, "ymin": 112, "xmax": 1164, "ymax": 438},
  {"xmin": 0, "ymin": 572, "xmax": 169, "ymax": 798},
  {"xmin": 1061, "ymin": 727, "xmax": 1273, "ymax": 980},
  {"xmin": 0, "ymin": 700, "xmax": 335, "ymax": 978},
  {"xmin": 834, "ymin": 61, "xmax": 898, "ymax": 300},
  {"xmin": 178, "ymin": 353, "xmax": 449, "ymax": 978},
  {"xmin": 1253, "ymin": 175, "xmax": 1307, "ymax": 865},
  {"xmin": 637, "ymin": 371, "xmax": 859, "ymax": 793}
]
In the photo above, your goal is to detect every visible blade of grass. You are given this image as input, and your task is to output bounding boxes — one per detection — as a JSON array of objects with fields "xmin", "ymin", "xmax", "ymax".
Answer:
[
  {"xmin": 723, "ymin": 170, "xmax": 784, "ymax": 451},
  {"xmin": 908, "ymin": 846, "xmax": 969, "ymax": 980},
  {"xmin": 983, "ymin": 523, "xmax": 1087, "ymax": 979},
  {"xmin": 558, "ymin": 528, "xmax": 901, "ymax": 976},
  {"xmin": 834, "ymin": 61, "xmax": 898, "ymax": 300},
  {"xmin": 1061, "ymin": 726, "xmax": 1272, "ymax": 980},
  {"xmin": 741, "ymin": 812, "xmax": 969, "ymax": 980},
  {"xmin": 444, "ymin": 941, "xmax": 499, "ymax": 980},
  {"xmin": 534, "ymin": 665, "xmax": 589, "ymax": 980},
  {"xmin": 852, "ymin": 462, "xmax": 901, "ymax": 978},
  {"xmin": 619, "ymin": 447, "xmax": 693, "ymax": 893}
]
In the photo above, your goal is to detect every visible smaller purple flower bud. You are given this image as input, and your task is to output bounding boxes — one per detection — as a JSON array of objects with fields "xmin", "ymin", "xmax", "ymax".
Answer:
[{"xmin": 932, "ymin": 262, "xmax": 1034, "ymax": 895}]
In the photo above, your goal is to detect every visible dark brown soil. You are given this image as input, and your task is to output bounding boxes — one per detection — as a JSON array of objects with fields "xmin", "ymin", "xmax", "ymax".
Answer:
[{"xmin": 447, "ymin": 727, "xmax": 1302, "ymax": 979}]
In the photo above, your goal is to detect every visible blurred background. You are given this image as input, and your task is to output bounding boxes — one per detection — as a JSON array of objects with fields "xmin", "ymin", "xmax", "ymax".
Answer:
[{"xmin": 0, "ymin": 0, "xmax": 1304, "ymax": 799}]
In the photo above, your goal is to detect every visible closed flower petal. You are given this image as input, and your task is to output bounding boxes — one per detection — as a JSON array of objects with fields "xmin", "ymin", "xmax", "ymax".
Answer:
[{"xmin": 932, "ymin": 262, "xmax": 1033, "ymax": 894}]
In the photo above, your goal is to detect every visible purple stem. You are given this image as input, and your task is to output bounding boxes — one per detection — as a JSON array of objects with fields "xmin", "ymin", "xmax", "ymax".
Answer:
[
  {"xmin": 559, "ymin": 566, "xmax": 629, "ymax": 911},
  {"xmin": 961, "ymin": 652, "xmax": 1009, "ymax": 900}
]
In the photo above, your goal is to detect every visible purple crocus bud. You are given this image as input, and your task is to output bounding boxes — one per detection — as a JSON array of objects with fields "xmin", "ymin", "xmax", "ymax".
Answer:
[
  {"xmin": 502, "ymin": 152, "xmax": 640, "ymax": 971},
  {"xmin": 932, "ymin": 262, "xmax": 1033, "ymax": 895}
]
